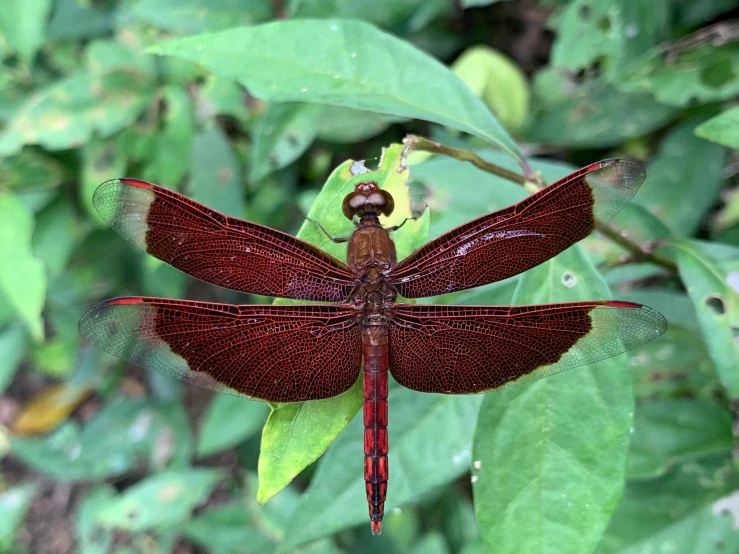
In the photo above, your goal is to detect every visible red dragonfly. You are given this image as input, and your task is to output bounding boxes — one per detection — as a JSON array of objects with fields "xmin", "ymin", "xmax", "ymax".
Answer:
[{"xmin": 79, "ymin": 158, "xmax": 666, "ymax": 534}]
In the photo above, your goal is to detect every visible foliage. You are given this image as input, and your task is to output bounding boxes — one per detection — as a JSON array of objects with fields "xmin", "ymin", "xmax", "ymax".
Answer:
[{"xmin": 0, "ymin": 1, "xmax": 737, "ymax": 553}]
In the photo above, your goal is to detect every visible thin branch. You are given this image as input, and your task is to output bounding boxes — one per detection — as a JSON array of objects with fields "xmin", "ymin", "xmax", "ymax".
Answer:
[{"xmin": 404, "ymin": 133, "xmax": 678, "ymax": 274}]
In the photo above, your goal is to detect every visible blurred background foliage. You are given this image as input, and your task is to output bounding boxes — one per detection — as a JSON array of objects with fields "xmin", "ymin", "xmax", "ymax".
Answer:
[{"xmin": 0, "ymin": 0, "xmax": 738, "ymax": 553}]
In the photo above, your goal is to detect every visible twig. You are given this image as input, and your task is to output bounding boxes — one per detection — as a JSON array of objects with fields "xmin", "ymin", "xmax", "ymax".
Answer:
[{"xmin": 405, "ymin": 133, "xmax": 678, "ymax": 274}]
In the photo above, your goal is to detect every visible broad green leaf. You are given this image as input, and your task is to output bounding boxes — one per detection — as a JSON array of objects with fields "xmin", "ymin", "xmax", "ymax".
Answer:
[
  {"xmin": 0, "ymin": 71, "xmax": 154, "ymax": 157},
  {"xmin": 634, "ymin": 118, "xmax": 727, "ymax": 237},
  {"xmin": 0, "ymin": 195, "xmax": 46, "ymax": 341},
  {"xmin": 668, "ymin": 240, "xmax": 739, "ymax": 397},
  {"xmin": 280, "ymin": 388, "xmax": 482, "ymax": 550},
  {"xmin": 11, "ymin": 398, "xmax": 192, "ymax": 480},
  {"xmin": 81, "ymin": 139, "xmax": 129, "ymax": 224},
  {"xmin": 597, "ymin": 452, "xmax": 739, "ymax": 553},
  {"xmin": 147, "ymin": 19, "xmax": 522, "ymax": 161},
  {"xmin": 0, "ymin": 483, "xmax": 38, "ymax": 548},
  {"xmin": 627, "ymin": 399, "xmax": 732, "ymax": 480},
  {"xmin": 258, "ymin": 144, "xmax": 429, "ymax": 504},
  {"xmin": 183, "ymin": 500, "xmax": 274, "ymax": 554},
  {"xmin": 197, "ymin": 395, "xmax": 268, "ymax": 457},
  {"xmin": 410, "ymin": 532, "xmax": 450, "ymax": 554},
  {"xmin": 249, "ymin": 103, "xmax": 323, "ymax": 182},
  {"xmin": 672, "ymin": 0, "xmax": 738, "ymax": 27},
  {"xmin": 143, "ymin": 86, "xmax": 194, "ymax": 186},
  {"xmin": 0, "ymin": 0, "xmax": 52, "ymax": 63},
  {"xmin": 189, "ymin": 124, "xmax": 245, "ymax": 218},
  {"xmin": 32, "ymin": 196, "xmax": 77, "ymax": 278},
  {"xmin": 452, "ymin": 46, "xmax": 529, "ymax": 133},
  {"xmin": 76, "ymin": 486, "xmax": 116, "ymax": 554},
  {"xmin": 528, "ymin": 74, "xmax": 675, "ymax": 147},
  {"xmin": 199, "ymin": 75, "xmax": 252, "ymax": 122},
  {"xmin": 0, "ymin": 149, "xmax": 64, "ymax": 196},
  {"xmin": 550, "ymin": 0, "xmax": 667, "ymax": 76},
  {"xmin": 0, "ymin": 324, "xmax": 27, "ymax": 393},
  {"xmin": 126, "ymin": 0, "xmax": 271, "ymax": 33},
  {"xmin": 96, "ymin": 469, "xmax": 222, "ymax": 531},
  {"xmin": 615, "ymin": 43, "xmax": 739, "ymax": 107},
  {"xmin": 85, "ymin": 39, "xmax": 157, "ymax": 78},
  {"xmin": 695, "ymin": 106, "xmax": 739, "ymax": 149},
  {"xmin": 473, "ymin": 245, "xmax": 633, "ymax": 554},
  {"xmin": 47, "ymin": 0, "xmax": 116, "ymax": 40}
]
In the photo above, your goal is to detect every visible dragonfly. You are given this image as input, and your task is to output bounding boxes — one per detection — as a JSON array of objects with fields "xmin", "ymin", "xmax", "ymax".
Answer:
[{"xmin": 79, "ymin": 158, "xmax": 667, "ymax": 535}]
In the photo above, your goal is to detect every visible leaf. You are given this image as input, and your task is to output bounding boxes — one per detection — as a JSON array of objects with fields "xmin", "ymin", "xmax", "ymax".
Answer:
[
  {"xmin": 695, "ymin": 106, "xmax": 739, "ymax": 149},
  {"xmin": 46, "ymin": 0, "xmax": 116, "ymax": 40},
  {"xmin": 12, "ymin": 382, "xmax": 92, "ymax": 435},
  {"xmin": 197, "ymin": 395, "xmax": 268, "ymax": 457},
  {"xmin": 0, "ymin": 483, "xmax": 38, "ymax": 548},
  {"xmin": 11, "ymin": 398, "xmax": 192, "ymax": 480},
  {"xmin": 473, "ymin": 245, "xmax": 633, "ymax": 554},
  {"xmin": 199, "ymin": 75, "xmax": 252, "ymax": 122},
  {"xmin": 183, "ymin": 500, "xmax": 274, "ymax": 554},
  {"xmin": 96, "ymin": 469, "xmax": 222, "ymax": 531},
  {"xmin": 32, "ymin": 196, "xmax": 78, "ymax": 278},
  {"xmin": 596, "ymin": 452, "xmax": 739, "ymax": 553},
  {"xmin": 126, "ymin": 0, "xmax": 272, "ymax": 33},
  {"xmin": 147, "ymin": 19, "xmax": 522, "ymax": 161},
  {"xmin": 0, "ymin": 324, "xmax": 27, "ymax": 393},
  {"xmin": 634, "ymin": 117, "xmax": 727, "ymax": 237},
  {"xmin": 316, "ymin": 105, "xmax": 403, "ymax": 143},
  {"xmin": 452, "ymin": 46, "xmax": 530, "ymax": 133},
  {"xmin": 76, "ymin": 486, "xmax": 116, "ymax": 554},
  {"xmin": 668, "ymin": 240, "xmax": 739, "ymax": 397},
  {"xmin": 249, "ymin": 103, "xmax": 323, "ymax": 182},
  {"xmin": 0, "ymin": 71, "xmax": 154, "ymax": 157},
  {"xmin": 528, "ymin": 75, "xmax": 675, "ymax": 147},
  {"xmin": 615, "ymin": 43, "xmax": 739, "ymax": 107},
  {"xmin": 81, "ymin": 139, "xmax": 129, "ymax": 224},
  {"xmin": 257, "ymin": 143, "xmax": 429, "ymax": 505},
  {"xmin": 0, "ymin": 0, "xmax": 52, "ymax": 63},
  {"xmin": 280, "ymin": 389, "xmax": 482, "ymax": 550},
  {"xmin": 142, "ymin": 86, "xmax": 195, "ymax": 186},
  {"xmin": 189, "ymin": 124, "xmax": 245, "ymax": 218},
  {"xmin": 627, "ymin": 399, "xmax": 732, "ymax": 480},
  {"xmin": 0, "ymin": 194, "xmax": 46, "ymax": 341}
]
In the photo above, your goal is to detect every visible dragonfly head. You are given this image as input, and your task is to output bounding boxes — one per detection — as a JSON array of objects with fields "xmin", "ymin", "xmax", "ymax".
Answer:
[{"xmin": 342, "ymin": 182, "xmax": 395, "ymax": 220}]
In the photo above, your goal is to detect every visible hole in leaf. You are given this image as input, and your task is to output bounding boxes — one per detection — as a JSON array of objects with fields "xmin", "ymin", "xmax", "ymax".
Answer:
[
  {"xmin": 597, "ymin": 16, "xmax": 611, "ymax": 32},
  {"xmin": 562, "ymin": 271, "xmax": 577, "ymax": 288},
  {"xmin": 578, "ymin": 4, "xmax": 591, "ymax": 19},
  {"xmin": 705, "ymin": 295, "xmax": 726, "ymax": 315},
  {"xmin": 731, "ymin": 326, "xmax": 738, "ymax": 344},
  {"xmin": 700, "ymin": 60, "xmax": 735, "ymax": 89}
]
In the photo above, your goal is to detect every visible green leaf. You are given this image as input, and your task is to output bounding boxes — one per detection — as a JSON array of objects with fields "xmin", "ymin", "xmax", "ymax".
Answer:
[
  {"xmin": 11, "ymin": 398, "xmax": 192, "ymax": 480},
  {"xmin": 96, "ymin": 469, "xmax": 222, "ymax": 531},
  {"xmin": 189, "ymin": 124, "xmax": 245, "ymax": 218},
  {"xmin": 627, "ymin": 399, "xmax": 732, "ymax": 480},
  {"xmin": 126, "ymin": 0, "xmax": 272, "ymax": 33},
  {"xmin": 0, "ymin": 195, "xmax": 46, "ymax": 341},
  {"xmin": 635, "ymin": 118, "xmax": 727, "ymax": 237},
  {"xmin": 615, "ymin": 43, "xmax": 739, "ymax": 107},
  {"xmin": 258, "ymin": 144, "xmax": 430, "ymax": 505},
  {"xmin": 199, "ymin": 75, "xmax": 252, "ymax": 122},
  {"xmin": 249, "ymin": 103, "xmax": 323, "ymax": 182},
  {"xmin": 280, "ymin": 389, "xmax": 482, "ymax": 550},
  {"xmin": 316, "ymin": 105, "xmax": 402, "ymax": 143},
  {"xmin": 0, "ymin": 71, "xmax": 154, "ymax": 157},
  {"xmin": 0, "ymin": 0, "xmax": 52, "ymax": 63},
  {"xmin": 695, "ymin": 106, "xmax": 739, "ymax": 149},
  {"xmin": 668, "ymin": 240, "xmax": 739, "ymax": 397},
  {"xmin": 147, "ymin": 19, "xmax": 522, "ymax": 161},
  {"xmin": 143, "ymin": 86, "xmax": 194, "ymax": 186},
  {"xmin": 183, "ymin": 500, "xmax": 273, "ymax": 554},
  {"xmin": 76, "ymin": 486, "xmax": 116, "ymax": 554},
  {"xmin": 473, "ymin": 245, "xmax": 633, "ymax": 554},
  {"xmin": 81, "ymin": 139, "xmax": 129, "ymax": 224},
  {"xmin": 452, "ymin": 46, "xmax": 529, "ymax": 133},
  {"xmin": 461, "ymin": 0, "xmax": 502, "ymax": 6},
  {"xmin": 0, "ymin": 324, "xmax": 27, "ymax": 393},
  {"xmin": 528, "ymin": 76, "xmax": 675, "ymax": 147},
  {"xmin": 47, "ymin": 0, "xmax": 116, "ymax": 40},
  {"xmin": 597, "ymin": 452, "xmax": 739, "ymax": 553},
  {"xmin": 197, "ymin": 395, "xmax": 268, "ymax": 457},
  {"xmin": 32, "ymin": 196, "xmax": 78, "ymax": 278},
  {"xmin": 0, "ymin": 482, "xmax": 38, "ymax": 548}
]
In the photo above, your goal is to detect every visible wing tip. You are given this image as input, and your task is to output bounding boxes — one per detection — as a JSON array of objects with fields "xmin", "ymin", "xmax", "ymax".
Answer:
[{"xmin": 603, "ymin": 300, "xmax": 668, "ymax": 339}]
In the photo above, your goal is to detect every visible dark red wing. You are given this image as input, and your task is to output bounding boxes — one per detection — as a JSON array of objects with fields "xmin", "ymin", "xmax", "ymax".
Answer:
[
  {"xmin": 78, "ymin": 298, "xmax": 361, "ymax": 402},
  {"xmin": 388, "ymin": 300, "xmax": 666, "ymax": 394},
  {"xmin": 388, "ymin": 159, "xmax": 645, "ymax": 298},
  {"xmin": 93, "ymin": 179, "xmax": 356, "ymax": 302}
]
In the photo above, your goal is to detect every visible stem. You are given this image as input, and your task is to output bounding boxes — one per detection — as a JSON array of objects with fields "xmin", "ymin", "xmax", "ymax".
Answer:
[{"xmin": 404, "ymin": 134, "xmax": 678, "ymax": 274}]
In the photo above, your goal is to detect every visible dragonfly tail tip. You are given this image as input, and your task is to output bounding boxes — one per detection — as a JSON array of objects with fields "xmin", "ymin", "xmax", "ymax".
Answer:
[{"xmin": 371, "ymin": 521, "xmax": 382, "ymax": 535}]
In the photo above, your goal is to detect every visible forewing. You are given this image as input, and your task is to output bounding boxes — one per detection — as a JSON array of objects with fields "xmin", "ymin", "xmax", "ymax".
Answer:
[
  {"xmin": 389, "ymin": 301, "xmax": 666, "ymax": 394},
  {"xmin": 79, "ymin": 298, "xmax": 361, "ymax": 402},
  {"xmin": 389, "ymin": 159, "xmax": 645, "ymax": 298},
  {"xmin": 94, "ymin": 179, "xmax": 356, "ymax": 301}
]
